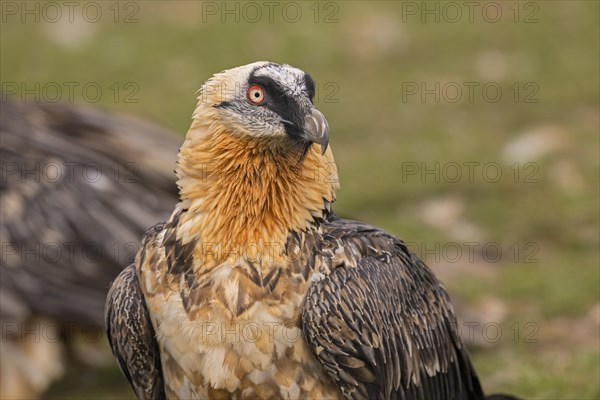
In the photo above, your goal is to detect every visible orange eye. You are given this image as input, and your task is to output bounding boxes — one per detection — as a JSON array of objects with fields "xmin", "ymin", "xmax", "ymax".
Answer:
[{"xmin": 247, "ymin": 85, "xmax": 265, "ymax": 104}]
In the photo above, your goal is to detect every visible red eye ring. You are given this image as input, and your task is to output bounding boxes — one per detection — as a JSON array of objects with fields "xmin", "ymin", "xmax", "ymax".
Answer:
[{"xmin": 247, "ymin": 85, "xmax": 265, "ymax": 104}]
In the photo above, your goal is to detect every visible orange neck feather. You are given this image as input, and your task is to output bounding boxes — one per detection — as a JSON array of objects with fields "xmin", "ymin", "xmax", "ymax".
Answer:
[{"xmin": 175, "ymin": 115, "xmax": 339, "ymax": 263}]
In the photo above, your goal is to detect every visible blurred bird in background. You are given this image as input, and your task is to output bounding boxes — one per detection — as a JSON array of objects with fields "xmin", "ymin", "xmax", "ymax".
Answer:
[{"xmin": 0, "ymin": 98, "xmax": 181, "ymax": 398}]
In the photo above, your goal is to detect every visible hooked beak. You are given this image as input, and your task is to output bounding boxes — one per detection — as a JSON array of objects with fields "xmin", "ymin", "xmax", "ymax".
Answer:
[
  {"xmin": 303, "ymin": 108, "xmax": 330, "ymax": 155},
  {"xmin": 280, "ymin": 108, "xmax": 329, "ymax": 155},
  {"xmin": 280, "ymin": 108, "xmax": 330, "ymax": 155}
]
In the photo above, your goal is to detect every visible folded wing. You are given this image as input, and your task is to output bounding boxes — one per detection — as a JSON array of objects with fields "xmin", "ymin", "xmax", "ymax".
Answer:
[
  {"xmin": 105, "ymin": 264, "xmax": 165, "ymax": 400},
  {"xmin": 303, "ymin": 218, "xmax": 484, "ymax": 400}
]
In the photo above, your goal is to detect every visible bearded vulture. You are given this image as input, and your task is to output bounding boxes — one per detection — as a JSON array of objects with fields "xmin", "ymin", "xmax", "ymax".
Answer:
[
  {"xmin": 0, "ymin": 99, "xmax": 180, "ymax": 399},
  {"xmin": 106, "ymin": 62, "xmax": 518, "ymax": 400}
]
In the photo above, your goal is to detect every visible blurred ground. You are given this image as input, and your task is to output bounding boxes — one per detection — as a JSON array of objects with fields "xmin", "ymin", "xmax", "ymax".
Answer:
[{"xmin": 1, "ymin": 1, "xmax": 598, "ymax": 399}]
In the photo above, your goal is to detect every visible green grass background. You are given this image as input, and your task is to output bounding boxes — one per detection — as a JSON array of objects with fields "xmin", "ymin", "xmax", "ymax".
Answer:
[{"xmin": 2, "ymin": 1, "xmax": 598, "ymax": 398}]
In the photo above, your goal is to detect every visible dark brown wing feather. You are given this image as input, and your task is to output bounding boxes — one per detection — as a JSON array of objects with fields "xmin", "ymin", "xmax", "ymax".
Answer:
[
  {"xmin": 105, "ymin": 264, "xmax": 165, "ymax": 400},
  {"xmin": 0, "ymin": 99, "xmax": 179, "ymax": 326},
  {"xmin": 303, "ymin": 217, "xmax": 484, "ymax": 400}
]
